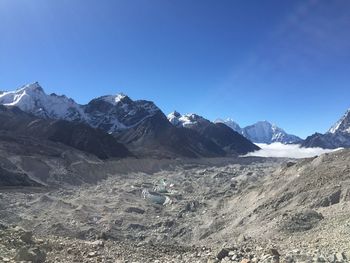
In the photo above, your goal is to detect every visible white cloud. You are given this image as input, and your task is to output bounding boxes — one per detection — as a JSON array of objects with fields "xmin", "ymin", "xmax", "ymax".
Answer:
[{"xmin": 244, "ymin": 143, "xmax": 341, "ymax": 159}]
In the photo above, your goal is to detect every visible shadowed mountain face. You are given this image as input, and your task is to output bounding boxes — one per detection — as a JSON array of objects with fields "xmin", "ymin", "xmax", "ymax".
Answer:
[
  {"xmin": 0, "ymin": 166, "xmax": 42, "ymax": 187},
  {"xmin": 0, "ymin": 105, "xmax": 131, "ymax": 159},
  {"xmin": 115, "ymin": 112, "xmax": 226, "ymax": 158},
  {"xmin": 167, "ymin": 112, "xmax": 260, "ymax": 155},
  {"xmin": 302, "ymin": 132, "xmax": 350, "ymax": 149}
]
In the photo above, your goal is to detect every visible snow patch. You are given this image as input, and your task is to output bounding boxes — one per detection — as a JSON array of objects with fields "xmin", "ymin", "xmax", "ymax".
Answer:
[
  {"xmin": 101, "ymin": 93, "xmax": 127, "ymax": 105},
  {"xmin": 167, "ymin": 111, "xmax": 207, "ymax": 127}
]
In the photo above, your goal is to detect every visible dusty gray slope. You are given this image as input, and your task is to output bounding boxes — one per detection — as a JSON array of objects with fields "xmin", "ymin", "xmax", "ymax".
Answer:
[
  {"xmin": 1, "ymin": 150, "xmax": 350, "ymax": 262},
  {"xmin": 0, "ymin": 132, "xmax": 127, "ymax": 187}
]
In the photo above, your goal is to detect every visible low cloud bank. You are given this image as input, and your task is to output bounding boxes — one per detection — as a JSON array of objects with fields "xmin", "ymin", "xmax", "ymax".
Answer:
[{"xmin": 244, "ymin": 143, "xmax": 341, "ymax": 159}]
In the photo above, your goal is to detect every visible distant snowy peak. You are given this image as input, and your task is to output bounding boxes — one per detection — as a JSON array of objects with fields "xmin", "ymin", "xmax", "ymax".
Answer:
[
  {"xmin": 167, "ymin": 111, "xmax": 208, "ymax": 128},
  {"xmin": 0, "ymin": 82, "xmax": 84, "ymax": 121},
  {"xmin": 243, "ymin": 121, "xmax": 302, "ymax": 144},
  {"xmin": 0, "ymin": 83, "xmax": 161, "ymax": 133},
  {"xmin": 328, "ymin": 109, "xmax": 350, "ymax": 134},
  {"xmin": 217, "ymin": 118, "xmax": 301, "ymax": 144},
  {"xmin": 215, "ymin": 118, "xmax": 242, "ymax": 133}
]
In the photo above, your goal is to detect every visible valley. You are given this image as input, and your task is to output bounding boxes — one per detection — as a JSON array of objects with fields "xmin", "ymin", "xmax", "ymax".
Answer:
[
  {"xmin": 1, "ymin": 150, "xmax": 350, "ymax": 262},
  {"xmin": 0, "ymin": 83, "xmax": 350, "ymax": 262}
]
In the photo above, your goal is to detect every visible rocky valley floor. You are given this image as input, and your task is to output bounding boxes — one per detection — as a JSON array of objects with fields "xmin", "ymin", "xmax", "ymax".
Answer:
[{"xmin": 1, "ymin": 151, "xmax": 350, "ymax": 262}]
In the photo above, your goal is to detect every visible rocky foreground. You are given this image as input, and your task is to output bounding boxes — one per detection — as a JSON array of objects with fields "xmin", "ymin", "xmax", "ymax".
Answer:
[
  {"xmin": 0, "ymin": 225, "xmax": 348, "ymax": 263},
  {"xmin": 1, "ymin": 150, "xmax": 350, "ymax": 262}
]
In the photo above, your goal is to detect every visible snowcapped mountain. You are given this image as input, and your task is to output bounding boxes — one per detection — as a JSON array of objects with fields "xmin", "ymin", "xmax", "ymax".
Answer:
[
  {"xmin": 328, "ymin": 109, "xmax": 350, "ymax": 134},
  {"xmin": 217, "ymin": 119, "xmax": 302, "ymax": 144},
  {"xmin": 0, "ymin": 82, "xmax": 84, "ymax": 121},
  {"xmin": 243, "ymin": 121, "xmax": 302, "ymax": 144},
  {"xmin": 302, "ymin": 108, "xmax": 350, "ymax": 149},
  {"xmin": 84, "ymin": 94, "xmax": 161, "ymax": 133},
  {"xmin": 0, "ymin": 82, "xmax": 161, "ymax": 134}
]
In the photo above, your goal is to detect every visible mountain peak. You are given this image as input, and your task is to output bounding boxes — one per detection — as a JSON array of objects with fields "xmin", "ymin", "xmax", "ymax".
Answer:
[
  {"xmin": 16, "ymin": 82, "xmax": 44, "ymax": 93},
  {"xmin": 328, "ymin": 108, "xmax": 350, "ymax": 134},
  {"xmin": 97, "ymin": 93, "xmax": 132, "ymax": 106},
  {"xmin": 0, "ymin": 83, "xmax": 84, "ymax": 121},
  {"xmin": 218, "ymin": 118, "xmax": 301, "ymax": 144},
  {"xmin": 167, "ymin": 112, "xmax": 208, "ymax": 127}
]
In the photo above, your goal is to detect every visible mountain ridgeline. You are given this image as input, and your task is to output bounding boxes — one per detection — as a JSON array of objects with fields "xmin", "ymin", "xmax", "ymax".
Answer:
[{"xmin": 0, "ymin": 83, "xmax": 260, "ymax": 159}]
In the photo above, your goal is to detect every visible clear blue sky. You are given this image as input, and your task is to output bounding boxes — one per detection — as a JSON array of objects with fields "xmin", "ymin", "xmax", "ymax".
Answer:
[{"xmin": 1, "ymin": 0, "xmax": 350, "ymax": 138}]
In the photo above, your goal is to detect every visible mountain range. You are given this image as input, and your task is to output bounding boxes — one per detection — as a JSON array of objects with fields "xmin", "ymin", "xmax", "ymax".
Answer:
[
  {"xmin": 2, "ymin": 82, "xmax": 350, "ymax": 155},
  {"xmin": 215, "ymin": 118, "xmax": 302, "ymax": 144},
  {"xmin": 0, "ymin": 83, "xmax": 259, "ymax": 159}
]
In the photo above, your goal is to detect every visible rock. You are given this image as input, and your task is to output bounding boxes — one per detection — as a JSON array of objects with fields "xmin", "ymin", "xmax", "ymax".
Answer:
[
  {"xmin": 2, "ymin": 258, "xmax": 10, "ymax": 262},
  {"xmin": 237, "ymin": 234, "xmax": 247, "ymax": 244},
  {"xmin": 328, "ymin": 254, "xmax": 336, "ymax": 262},
  {"xmin": 228, "ymin": 251, "xmax": 236, "ymax": 257},
  {"xmin": 268, "ymin": 248, "xmax": 280, "ymax": 256},
  {"xmin": 335, "ymin": 252, "xmax": 347, "ymax": 261},
  {"xmin": 15, "ymin": 247, "xmax": 46, "ymax": 263},
  {"xmin": 20, "ymin": 230, "xmax": 34, "ymax": 244},
  {"xmin": 87, "ymin": 251, "xmax": 98, "ymax": 258},
  {"xmin": 315, "ymin": 256, "xmax": 326, "ymax": 262},
  {"xmin": 240, "ymin": 259, "xmax": 250, "ymax": 263},
  {"xmin": 261, "ymin": 254, "xmax": 279, "ymax": 263},
  {"xmin": 217, "ymin": 248, "xmax": 230, "ymax": 260},
  {"xmin": 284, "ymin": 255, "xmax": 295, "ymax": 263},
  {"xmin": 90, "ymin": 240, "xmax": 104, "ymax": 248},
  {"xmin": 36, "ymin": 238, "xmax": 44, "ymax": 244},
  {"xmin": 125, "ymin": 207, "xmax": 145, "ymax": 214},
  {"xmin": 282, "ymin": 210, "xmax": 324, "ymax": 232},
  {"xmin": 185, "ymin": 201, "xmax": 200, "ymax": 212}
]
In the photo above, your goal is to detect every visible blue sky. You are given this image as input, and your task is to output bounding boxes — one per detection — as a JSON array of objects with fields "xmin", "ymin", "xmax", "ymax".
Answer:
[{"xmin": 1, "ymin": 0, "xmax": 350, "ymax": 138}]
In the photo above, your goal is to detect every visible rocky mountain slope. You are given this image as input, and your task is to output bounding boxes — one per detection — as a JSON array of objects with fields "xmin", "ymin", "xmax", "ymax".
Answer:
[
  {"xmin": 216, "ymin": 118, "xmax": 302, "ymax": 144},
  {"xmin": 167, "ymin": 112, "xmax": 260, "ymax": 154},
  {"xmin": 303, "ymin": 108, "xmax": 350, "ymax": 149},
  {"xmin": 0, "ymin": 105, "xmax": 131, "ymax": 160},
  {"xmin": 115, "ymin": 111, "xmax": 227, "ymax": 158}
]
